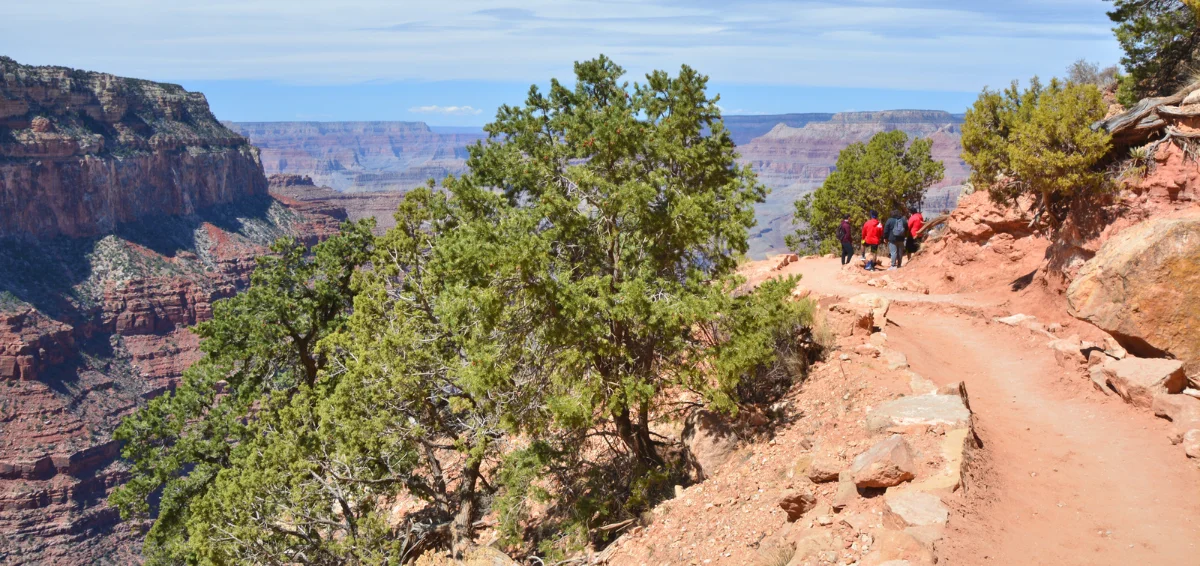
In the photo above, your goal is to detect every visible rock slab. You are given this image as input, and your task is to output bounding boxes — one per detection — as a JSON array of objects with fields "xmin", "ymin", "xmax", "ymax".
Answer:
[
  {"xmin": 866, "ymin": 394, "xmax": 971, "ymax": 433},
  {"xmin": 1095, "ymin": 357, "xmax": 1186, "ymax": 408}
]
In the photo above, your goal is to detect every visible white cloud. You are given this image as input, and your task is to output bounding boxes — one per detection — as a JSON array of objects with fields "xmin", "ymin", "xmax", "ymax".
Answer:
[
  {"xmin": 408, "ymin": 105, "xmax": 484, "ymax": 116},
  {"xmin": 1, "ymin": 0, "xmax": 1124, "ymax": 92}
]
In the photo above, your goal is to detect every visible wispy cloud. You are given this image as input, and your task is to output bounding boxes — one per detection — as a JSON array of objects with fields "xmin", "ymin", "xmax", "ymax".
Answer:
[
  {"xmin": 409, "ymin": 105, "xmax": 484, "ymax": 116},
  {"xmin": 2, "ymin": 0, "xmax": 1123, "ymax": 94}
]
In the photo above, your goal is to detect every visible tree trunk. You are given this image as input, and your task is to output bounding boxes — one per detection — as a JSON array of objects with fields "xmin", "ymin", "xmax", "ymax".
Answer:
[
  {"xmin": 450, "ymin": 459, "xmax": 481, "ymax": 557},
  {"xmin": 614, "ymin": 406, "xmax": 663, "ymax": 470}
]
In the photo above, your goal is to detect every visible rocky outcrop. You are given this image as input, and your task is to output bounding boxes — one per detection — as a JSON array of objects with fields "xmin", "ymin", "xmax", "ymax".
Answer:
[
  {"xmin": 227, "ymin": 121, "xmax": 484, "ymax": 193},
  {"xmin": 268, "ymin": 174, "xmax": 404, "ymax": 234},
  {"xmin": 0, "ymin": 59, "xmax": 346, "ymax": 564},
  {"xmin": 1067, "ymin": 214, "xmax": 1200, "ymax": 381},
  {"xmin": 0, "ymin": 57, "xmax": 267, "ymax": 239}
]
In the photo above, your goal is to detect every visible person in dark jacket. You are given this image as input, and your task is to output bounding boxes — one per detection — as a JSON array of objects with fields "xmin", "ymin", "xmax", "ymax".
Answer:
[
  {"xmin": 861, "ymin": 211, "xmax": 882, "ymax": 270},
  {"xmin": 836, "ymin": 214, "xmax": 855, "ymax": 265},
  {"xmin": 883, "ymin": 210, "xmax": 907, "ymax": 269}
]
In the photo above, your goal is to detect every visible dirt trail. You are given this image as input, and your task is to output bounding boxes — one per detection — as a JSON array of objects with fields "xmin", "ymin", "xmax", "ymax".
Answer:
[{"xmin": 788, "ymin": 258, "xmax": 1200, "ymax": 566}]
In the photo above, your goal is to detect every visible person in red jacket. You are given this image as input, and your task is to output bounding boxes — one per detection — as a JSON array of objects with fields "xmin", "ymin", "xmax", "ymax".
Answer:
[
  {"xmin": 861, "ymin": 210, "xmax": 882, "ymax": 270},
  {"xmin": 906, "ymin": 211, "xmax": 925, "ymax": 254}
]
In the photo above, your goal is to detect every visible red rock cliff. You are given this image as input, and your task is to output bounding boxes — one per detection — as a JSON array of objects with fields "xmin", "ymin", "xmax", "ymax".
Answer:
[
  {"xmin": 0, "ymin": 56, "xmax": 268, "ymax": 239},
  {"xmin": 0, "ymin": 59, "xmax": 344, "ymax": 564}
]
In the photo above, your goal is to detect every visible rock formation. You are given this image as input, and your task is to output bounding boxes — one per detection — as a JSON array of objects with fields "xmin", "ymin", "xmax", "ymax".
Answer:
[
  {"xmin": 0, "ymin": 57, "xmax": 268, "ymax": 239},
  {"xmin": 0, "ymin": 58, "xmax": 345, "ymax": 564},
  {"xmin": 227, "ymin": 121, "xmax": 484, "ymax": 193},
  {"xmin": 268, "ymin": 174, "xmax": 404, "ymax": 234},
  {"xmin": 1068, "ymin": 214, "xmax": 1200, "ymax": 381}
]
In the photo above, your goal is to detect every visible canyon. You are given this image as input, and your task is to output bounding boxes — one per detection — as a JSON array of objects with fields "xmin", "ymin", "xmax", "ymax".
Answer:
[
  {"xmin": 0, "ymin": 57, "xmax": 344, "ymax": 563},
  {"xmin": 231, "ymin": 111, "xmax": 969, "ymax": 258}
]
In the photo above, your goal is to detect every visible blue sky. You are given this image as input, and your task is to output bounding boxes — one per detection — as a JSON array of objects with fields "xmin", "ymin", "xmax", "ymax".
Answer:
[{"xmin": 3, "ymin": 0, "xmax": 1123, "ymax": 126}]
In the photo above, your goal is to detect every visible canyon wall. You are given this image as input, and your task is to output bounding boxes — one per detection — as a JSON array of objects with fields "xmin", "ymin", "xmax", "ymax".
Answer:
[
  {"xmin": 226, "ymin": 121, "xmax": 484, "ymax": 193},
  {"xmin": 235, "ymin": 111, "xmax": 968, "ymax": 258},
  {"xmin": 0, "ymin": 59, "xmax": 344, "ymax": 564},
  {"xmin": 737, "ymin": 110, "xmax": 968, "ymax": 256},
  {"xmin": 0, "ymin": 57, "xmax": 268, "ymax": 239}
]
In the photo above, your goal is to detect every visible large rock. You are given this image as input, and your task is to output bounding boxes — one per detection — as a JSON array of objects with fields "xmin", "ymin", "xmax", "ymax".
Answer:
[
  {"xmin": 849, "ymin": 435, "xmax": 917, "ymax": 488},
  {"xmin": 1094, "ymin": 357, "xmax": 1186, "ymax": 408},
  {"xmin": 681, "ymin": 410, "xmax": 740, "ymax": 480},
  {"xmin": 1068, "ymin": 215, "xmax": 1200, "ymax": 382},
  {"xmin": 1152, "ymin": 393, "xmax": 1200, "ymax": 433},
  {"xmin": 866, "ymin": 394, "xmax": 971, "ymax": 433}
]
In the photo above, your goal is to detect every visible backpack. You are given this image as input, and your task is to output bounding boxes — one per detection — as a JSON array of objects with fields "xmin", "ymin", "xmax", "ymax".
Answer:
[
  {"xmin": 836, "ymin": 223, "xmax": 847, "ymax": 241},
  {"xmin": 890, "ymin": 217, "xmax": 907, "ymax": 240}
]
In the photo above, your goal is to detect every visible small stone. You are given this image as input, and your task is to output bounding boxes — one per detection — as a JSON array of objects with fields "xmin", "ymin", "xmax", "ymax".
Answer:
[
  {"xmin": 778, "ymin": 487, "xmax": 817, "ymax": 522},
  {"xmin": 849, "ymin": 435, "xmax": 916, "ymax": 488}
]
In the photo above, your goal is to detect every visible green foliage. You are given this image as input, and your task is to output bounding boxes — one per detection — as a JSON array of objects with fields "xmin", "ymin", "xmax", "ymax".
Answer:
[
  {"xmin": 1108, "ymin": 0, "xmax": 1200, "ymax": 101},
  {"xmin": 961, "ymin": 78, "xmax": 1111, "ymax": 223},
  {"xmin": 786, "ymin": 130, "xmax": 944, "ymax": 254},
  {"xmin": 111, "ymin": 56, "xmax": 812, "ymax": 563},
  {"xmin": 109, "ymin": 220, "xmax": 376, "ymax": 564}
]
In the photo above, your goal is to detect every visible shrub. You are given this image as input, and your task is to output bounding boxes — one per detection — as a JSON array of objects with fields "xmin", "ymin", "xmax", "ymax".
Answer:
[{"xmin": 961, "ymin": 77, "xmax": 1111, "ymax": 225}]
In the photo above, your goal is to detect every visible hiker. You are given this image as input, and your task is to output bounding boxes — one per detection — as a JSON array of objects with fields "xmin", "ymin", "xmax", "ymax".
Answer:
[
  {"xmin": 861, "ymin": 211, "xmax": 882, "ymax": 270},
  {"xmin": 836, "ymin": 214, "xmax": 855, "ymax": 265},
  {"xmin": 906, "ymin": 210, "xmax": 924, "ymax": 254},
  {"xmin": 883, "ymin": 210, "xmax": 907, "ymax": 269}
]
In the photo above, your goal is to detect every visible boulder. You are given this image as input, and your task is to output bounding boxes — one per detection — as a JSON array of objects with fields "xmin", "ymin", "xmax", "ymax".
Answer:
[
  {"xmin": 882, "ymin": 491, "xmax": 949, "ymax": 529},
  {"xmin": 1094, "ymin": 358, "xmax": 1186, "ymax": 408},
  {"xmin": 1068, "ymin": 215, "xmax": 1200, "ymax": 383},
  {"xmin": 681, "ymin": 410, "xmax": 740, "ymax": 480},
  {"xmin": 866, "ymin": 395, "xmax": 971, "ymax": 433},
  {"xmin": 778, "ymin": 487, "xmax": 818, "ymax": 522},
  {"xmin": 849, "ymin": 293, "xmax": 891, "ymax": 329},
  {"xmin": 849, "ymin": 435, "xmax": 917, "ymax": 488}
]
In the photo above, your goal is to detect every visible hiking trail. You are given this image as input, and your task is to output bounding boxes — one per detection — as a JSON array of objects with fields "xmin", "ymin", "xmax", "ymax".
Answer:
[{"xmin": 781, "ymin": 257, "xmax": 1200, "ymax": 566}]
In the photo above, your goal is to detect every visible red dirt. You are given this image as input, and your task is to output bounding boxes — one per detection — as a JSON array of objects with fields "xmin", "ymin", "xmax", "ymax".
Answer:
[
  {"xmin": 774, "ymin": 256, "xmax": 1200, "ymax": 565},
  {"xmin": 890, "ymin": 307, "xmax": 1200, "ymax": 565}
]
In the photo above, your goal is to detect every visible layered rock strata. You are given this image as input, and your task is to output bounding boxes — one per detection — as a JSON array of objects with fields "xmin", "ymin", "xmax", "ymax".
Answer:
[{"xmin": 0, "ymin": 58, "xmax": 344, "ymax": 564}]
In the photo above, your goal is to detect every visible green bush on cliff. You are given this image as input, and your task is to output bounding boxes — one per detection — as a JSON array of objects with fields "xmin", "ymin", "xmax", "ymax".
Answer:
[
  {"xmin": 111, "ymin": 56, "xmax": 812, "ymax": 563},
  {"xmin": 961, "ymin": 77, "xmax": 1111, "ymax": 225},
  {"xmin": 786, "ymin": 130, "xmax": 944, "ymax": 254}
]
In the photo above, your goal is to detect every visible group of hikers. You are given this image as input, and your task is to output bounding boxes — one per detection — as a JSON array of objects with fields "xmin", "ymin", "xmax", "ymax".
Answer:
[{"xmin": 834, "ymin": 209, "xmax": 924, "ymax": 271}]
